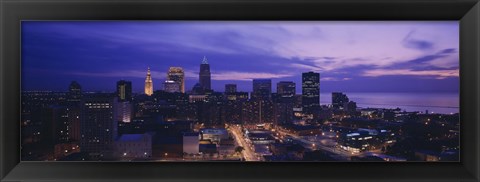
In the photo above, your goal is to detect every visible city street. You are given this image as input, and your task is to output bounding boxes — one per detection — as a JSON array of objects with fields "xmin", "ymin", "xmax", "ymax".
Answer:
[
  {"xmin": 228, "ymin": 125, "xmax": 262, "ymax": 161},
  {"xmin": 275, "ymin": 129, "xmax": 356, "ymax": 160}
]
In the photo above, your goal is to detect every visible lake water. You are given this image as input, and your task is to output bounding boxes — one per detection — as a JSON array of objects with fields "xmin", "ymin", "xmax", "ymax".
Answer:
[{"xmin": 319, "ymin": 92, "xmax": 459, "ymax": 114}]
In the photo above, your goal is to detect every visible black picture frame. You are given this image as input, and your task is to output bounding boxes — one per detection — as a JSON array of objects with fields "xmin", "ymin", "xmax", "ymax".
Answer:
[{"xmin": 1, "ymin": 0, "xmax": 479, "ymax": 181}]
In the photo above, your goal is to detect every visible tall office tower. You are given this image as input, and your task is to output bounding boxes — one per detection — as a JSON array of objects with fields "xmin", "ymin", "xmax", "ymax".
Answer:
[
  {"xmin": 199, "ymin": 56, "xmax": 211, "ymax": 90},
  {"xmin": 145, "ymin": 67, "xmax": 153, "ymax": 96},
  {"xmin": 274, "ymin": 81, "xmax": 295, "ymax": 125},
  {"xmin": 67, "ymin": 81, "xmax": 82, "ymax": 141},
  {"xmin": 302, "ymin": 72, "xmax": 320, "ymax": 114},
  {"xmin": 67, "ymin": 81, "xmax": 82, "ymax": 103},
  {"xmin": 80, "ymin": 94, "xmax": 117, "ymax": 157},
  {"xmin": 114, "ymin": 99, "xmax": 132, "ymax": 123},
  {"xmin": 167, "ymin": 67, "xmax": 185, "ymax": 93},
  {"xmin": 116, "ymin": 80, "xmax": 132, "ymax": 102},
  {"xmin": 163, "ymin": 80, "xmax": 181, "ymax": 93},
  {"xmin": 332, "ymin": 92, "xmax": 349, "ymax": 109},
  {"xmin": 252, "ymin": 79, "xmax": 272, "ymax": 100},
  {"xmin": 225, "ymin": 84, "xmax": 237, "ymax": 93},
  {"xmin": 277, "ymin": 81, "xmax": 296, "ymax": 97}
]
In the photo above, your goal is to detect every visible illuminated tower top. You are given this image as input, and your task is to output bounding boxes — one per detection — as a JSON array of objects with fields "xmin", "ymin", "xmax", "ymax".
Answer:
[
  {"xmin": 202, "ymin": 56, "xmax": 208, "ymax": 64},
  {"xmin": 145, "ymin": 67, "xmax": 153, "ymax": 96},
  {"xmin": 199, "ymin": 56, "xmax": 211, "ymax": 90}
]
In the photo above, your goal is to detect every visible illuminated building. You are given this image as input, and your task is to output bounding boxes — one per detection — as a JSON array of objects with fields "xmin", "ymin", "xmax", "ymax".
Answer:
[
  {"xmin": 167, "ymin": 67, "xmax": 185, "ymax": 93},
  {"xmin": 116, "ymin": 80, "xmax": 132, "ymax": 102},
  {"xmin": 80, "ymin": 94, "xmax": 117, "ymax": 158},
  {"xmin": 200, "ymin": 128, "xmax": 229, "ymax": 144},
  {"xmin": 199, "ymin": 56, "xmax": 211, "ymax": 90},
  {"xmin": 114, "ymin": 99, "xmax": 132, "ymax": 123},
  {"xmin": 163, "ymin": 80, "xmax": 181, "ymax": 93},
  {"xmin": 144, "ymin": 67, "xmax": 153, "ymax": 96},
  {"xmin": 189, "ymin": 95, "xmax": 208, "ymax": 103},
  {"xmin": 302, "ymin": 72, "xmax": 320, "ymax": 115}
]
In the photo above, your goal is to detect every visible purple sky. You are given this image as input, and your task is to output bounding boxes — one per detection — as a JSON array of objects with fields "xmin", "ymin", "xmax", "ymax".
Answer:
[{"xmin": 21, "ymin": 21, "xmax": 459, "ymax": 93}]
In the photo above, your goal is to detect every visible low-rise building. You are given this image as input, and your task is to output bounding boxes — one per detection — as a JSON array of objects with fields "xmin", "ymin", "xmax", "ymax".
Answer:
[
  {"xmin": 114, "ymin": 133, "xmax": 152, "ymax": 159},
  {"xmin": 183, "ymin": 132, "xmax": 200, "ymax": 154}
]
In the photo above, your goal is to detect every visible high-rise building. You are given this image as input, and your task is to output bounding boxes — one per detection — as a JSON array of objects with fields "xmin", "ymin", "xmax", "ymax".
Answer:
[
  {"xmin": 302, "ymin": 72, "xmax": 320, "ymax": 115},
  {"xmin": 116, "ymin": 80, "xmax": 132, "ymax": 102},
  {"xmin": 167, "ymin": 67, "xmax": 185, "ymax": 93},
  {"xmin": 80, "ymin": 94, "xmax": 117, "ymax": 157},
  {"xmin": 273, "ymin": 81, "xmax": 295, "ymax": 125},
  {"xmin": 114, "ymin": 99, "xmax": 132, "ymax": 123},
  {"xmin": 252, "ymin": 79, "xmax": 272, "ymax": 100},
  {"xmin": 67, "ymin": 81, "xmax": 82, "ymax": 142},
  {"xmin": 274, "ymin": 102, "xmax": 294, "ymax": 125},
  {"xmin": 225, "ymin": 84, "xmax": 237, "ymax": 93},
  {"xmin": 145, "ymin": 67, "xmax": 153, "ymax": 96},
  {"xmin": 67, "ymin": 81, "xmax": 82, "ymax": 103},
  {"xmin": 164, "ymin": 80, "xmax": 181, "ymax": 93},
  {"xmin": 332, "ymin": 92, "xmax": 349, "ymax": 109},
  {"xmin": 277, "ymin": 81, "xmax": 296, "ymax": 97},
  {"xmin": 199, "ymin": 56, "xmax": 211, "ymax": 90}
]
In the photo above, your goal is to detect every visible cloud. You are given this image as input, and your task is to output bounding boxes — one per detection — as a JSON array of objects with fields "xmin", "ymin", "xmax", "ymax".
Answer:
[
  {"xmin": 290, "ymin": 63, "xmax": 322, "ymax": 71},
  {"xmin": 403, "ymin": 40, "xmax": 434, "ymax": 50},
  {"xmin": 402, "ymin": 30, "xmax": 434, "ymax": 51},
  {"xmin": 321, "ymin": 77, "xmax": 352, "ymax": 81},
  {"xmin": 211, "ymin": 71, "xmax": 294, "ymax": 81},
  {"xmin": 67, "ymin": 70, "xmax": 166, "ymax": 80},
  {"xmin": 24, "ymin": 21, "xmax": 459, "ymax": 82},
  {"xmin": 362, "ymin": 69, "xmax": 459, "ymax": 78}
]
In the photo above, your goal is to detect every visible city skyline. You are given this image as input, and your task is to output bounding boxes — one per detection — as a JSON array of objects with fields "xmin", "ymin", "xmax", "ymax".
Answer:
[
  {"xmin": 22, "ymin": 21, "xmax": 459, "ymax": 93},
  {"xmin": 20, "ymin": 21, "xmax": 460, "ymax": 162}
]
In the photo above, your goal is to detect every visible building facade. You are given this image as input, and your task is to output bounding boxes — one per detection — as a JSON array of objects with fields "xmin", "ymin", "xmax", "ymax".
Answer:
[
  {"xmin": 163, "ymin": 80, "xmax": 181, "ymax": 93},
  {"xmin": 332, "ymin": 92, "xmax": 349, "ymax": 109},
  {"xmin": 302, "ymin": 72, "xmax": 320, "ymax": 115},
  {"xmin": 252, "ymin": 79, "xmax": 272, "ymax": 100},
  {"xmin": 114, "ymin": 133, "xmax": 152, "ymax": 159},
  {"xmin": 199, "ymin": 56, "xmax": 211, "ymax": 90},
  {"xmin": 167, "ymin": 67, "xmax": 185, "ymax": 93},
  {"xmin": 116, "ymin": 80, "xmax": 132, "ymax": 102},
  {"xmin": 80, "ymin": 94, "xmax": 117, "ymax": 158},
  {"xmin": 144, "ymin": 67, "xmax": 153, "ymax": 96},
  {"xmin": 225, "ymin": 84, "xmax": 237, "ymax": 93}
]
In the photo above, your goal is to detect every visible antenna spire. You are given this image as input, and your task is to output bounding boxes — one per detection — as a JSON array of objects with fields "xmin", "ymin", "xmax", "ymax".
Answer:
[{"xmin": 202, "ymin": 56, "xmax": 208, "ymax": 64}]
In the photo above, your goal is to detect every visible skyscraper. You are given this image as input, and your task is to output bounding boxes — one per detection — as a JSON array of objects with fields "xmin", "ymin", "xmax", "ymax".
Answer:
[
  {"xmin": 116, "ymin": 80, "xmax": 132, "ymax": 102},
  {"xmin": 67, "ymin": 81, "xmax": 82, "ymax": 103},
  {"xmin": 114, "ymin": 98, "xmax": 132, "ymax": 123},
  {"xmin": 164, "ymin": 80, "xmax": 181, "ymax": 93},
  {"xmin": 252, "ymin": 79, "xmax": 272, "ymax": 100},
  {"xmin": 332, "ymin": 92, "xmax": 349, "ymax": 109},
  {"xmin": 167, "ymin": 67, "xmax": 185, "ymax": 93},
  {"xmin": 277, "ymin": 81, "xmax": 296, "ymax": 97},
  {"xmin": 199, "ymin": 56, "xmax": 211, "ymax": 90},
  {"xmin": 67, "ymin": 81, "xmax": 82, "ymax": 141},
  {"xmin": 274, "ymin": 82, "xmax": 295, "ymax": 125},
  {"xmin": 225, "ymin": 84, "xmax": 237, "ymax": 93},
  {"xmin": 144, "ymin": 67, "xmax": 153, "ymax": 96},
  {"xmin": 80, "ymin": 94, "xmax": 117, "ymax": 157},
  {"xmin": 302, "ymin": 72, "xmax": 320, "ymax": 115}
]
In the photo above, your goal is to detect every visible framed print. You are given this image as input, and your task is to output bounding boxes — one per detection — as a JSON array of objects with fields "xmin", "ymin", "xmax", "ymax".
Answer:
[{"xmin": 1, "ymin": 0, "xmax": 479, "ymax": 181}]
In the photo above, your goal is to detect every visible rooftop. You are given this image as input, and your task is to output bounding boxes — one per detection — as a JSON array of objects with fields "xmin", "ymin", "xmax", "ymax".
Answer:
[{"xmin": 117, "ymin": 134, "xmax": 144, "ymax": 142}]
